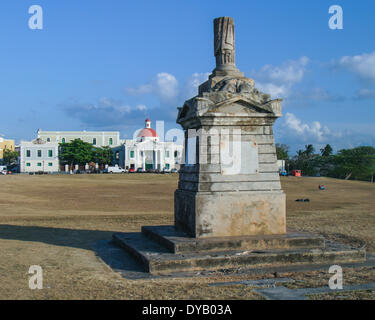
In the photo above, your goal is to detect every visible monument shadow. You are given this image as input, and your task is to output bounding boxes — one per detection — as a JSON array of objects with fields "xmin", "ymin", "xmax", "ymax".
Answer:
[{"xmin": 0, "ymin": 224, "xmax": 159, "ymax": 278}]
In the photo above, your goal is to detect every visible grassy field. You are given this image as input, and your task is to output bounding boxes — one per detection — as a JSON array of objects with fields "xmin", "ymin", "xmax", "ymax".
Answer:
[{"xmin": 0, "ymin": 174, "xmax": 374, "ymax": 300}]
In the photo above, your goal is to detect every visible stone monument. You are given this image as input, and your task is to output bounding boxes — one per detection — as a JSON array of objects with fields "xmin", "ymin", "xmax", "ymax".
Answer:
[
  {"xmin": 174, "ymin": 17, "xmax": 285, "ymax": 238},
  {"xmin": 113, "ymin": 17, "xmax": 366, "ymax": 275}
]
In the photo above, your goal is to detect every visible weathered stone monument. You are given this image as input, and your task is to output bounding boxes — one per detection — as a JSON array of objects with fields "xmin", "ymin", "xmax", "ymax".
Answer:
[
  {"xmin": 174, "ymin": 17, "xmax": 285, "ymax": 238},
  {"xmin": 113, "ymin": 17, "xmax": 366, "ymax": 274}
]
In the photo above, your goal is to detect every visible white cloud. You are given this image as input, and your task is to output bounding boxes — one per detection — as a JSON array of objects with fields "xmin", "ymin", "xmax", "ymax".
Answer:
[
  {"xmin": 68, "ymin": 71, "xmax": 208, "ymax": 129},
  {"xmin": 284, "ymin": 112, "xmax": 331, "ymax": 143},
  {"xmin": 256, "ymin": 83, "xmax": 289, "ymax": 98},
  {"xmin": 276, "ymin": 113, "xmax": 375, "ymax": 153},
  {"xmin": 332, "ymin": 51, "xmax": 375, "ymax": 100},
  {"xmin": 136, "ymin": 104, "xmax": 147, "ymax": 111},
  {"xmin": 259, "ymin": 56, "xmax": 309, "ymax": 83},
  {"xmin": 125, "ymin": 71, "xmax": 210, "ymax": 106},
  {"xmin": 153, "ymin": 72, "xmax": 179, "ymax": 102},
  {"xmin": 125, "ymin": 72, "xmax": 179, "ymax": 104},
  {"xmin": 182, "ymin": 72, "xmax": 210, "ymax": 99},
  {"xmin": 336, "ymin": 51, "xmax": 375, "ymax": 82},
  {"xmin": 252, "ymin": 57, "xmax": 309, "ymax": 98}
]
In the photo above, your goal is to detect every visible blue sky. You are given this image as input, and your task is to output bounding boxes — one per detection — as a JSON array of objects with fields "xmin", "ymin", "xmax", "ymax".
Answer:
[{"xmin": 1, "ymin": 0, "xmax": 374, "ymax": 154}]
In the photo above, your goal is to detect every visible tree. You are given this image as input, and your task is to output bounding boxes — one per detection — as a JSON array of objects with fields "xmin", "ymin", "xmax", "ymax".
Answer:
[
  {"xmin": 276, "ymin": 144, "xmax": 289, "ymax": 160},
  {"xmin": 3, "ymin": 149, "xmax": 19, "ymax": 166},
  {"xmin": 304, "ymin": 144, "xmax": 315, "ymax": 157},
  {"xmin": 59, "ymin": 139, "xmax": 94, "ymax": 170},
  {"xmin": 288, "ymin": 145, "xmax": 319, "ymax": 176},
  {"xmin": 330, "ymin": 146, "xmax": 375, "ymax": 181},
  {"xmin": 288, "ymin": 144, "xmax": 375, "ymax": 181},
  {"xmin": 93, "ymin": 146, "xmax": 113, "ymax": 165},
  {"xmin": 320, "ymin": 144, "xmax": 333, "ymax": 157},
  {"xmin": 297, "ymin": 149, "xmax": 304, "ymax": 158}
]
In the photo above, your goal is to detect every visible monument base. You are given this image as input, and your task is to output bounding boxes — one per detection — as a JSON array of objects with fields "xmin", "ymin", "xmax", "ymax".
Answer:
[
  {"xmin": 174, "ymin": 190, "xmax": 287, "ymax": 238},
  {"xmin": 112, "ymin": 226, "xmax": 366, "ymax": 275}
]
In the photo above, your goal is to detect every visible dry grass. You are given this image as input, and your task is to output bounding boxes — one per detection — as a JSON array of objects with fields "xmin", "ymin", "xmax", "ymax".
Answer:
[
  {"xmin": 308, "ymin": 290, "xmax": 375, "ymax": 300},
  {"xmin": 284, "ymin": 176, "xmax": 375, "ymax": 252},
  {"xmin": 0, "ymin": 174, "xmax": 374, "ymax": 300}
]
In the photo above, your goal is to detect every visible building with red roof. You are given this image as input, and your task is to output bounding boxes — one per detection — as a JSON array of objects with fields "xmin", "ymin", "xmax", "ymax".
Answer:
[{"xmin": 112, "ymin": 118, "xmax": 183, "ymax": 171}]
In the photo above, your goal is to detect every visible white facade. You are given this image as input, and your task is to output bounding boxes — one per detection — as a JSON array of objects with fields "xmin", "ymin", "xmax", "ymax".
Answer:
[
  {"xmin": 122, "ymin": 140, "xmax": 182, "ymax": 171},
  {"xmin": 20, "ymin": 138, "xmax": 59, "ymax": 173},
  {"xmin": 37, "ymin": 130, "xmax": 120, "ymax": 147},
  {"xmin": 113, "ymin": 119, "xmax": 183, "ymax": 171}
]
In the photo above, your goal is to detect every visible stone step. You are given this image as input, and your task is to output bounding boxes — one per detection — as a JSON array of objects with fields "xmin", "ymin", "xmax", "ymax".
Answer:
[
  {"xmin": 112, "ymin": 232, "xmax": 366, "ymax": 275},
  {"xmin": 141, "ymin": 225, "xmax": 325, "ymax": 254}
]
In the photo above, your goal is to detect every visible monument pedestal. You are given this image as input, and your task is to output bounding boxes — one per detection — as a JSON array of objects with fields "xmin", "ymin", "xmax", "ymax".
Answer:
[
  {"xmin": 113, "ymin": 226, "xmax": 366, "ymax": 275},
  {"xmin": 175, "ymin": 190, "xmax": 286, "ymax": 238}
]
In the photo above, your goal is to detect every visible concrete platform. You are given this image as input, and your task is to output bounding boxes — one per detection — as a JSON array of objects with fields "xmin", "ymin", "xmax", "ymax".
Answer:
[
  {"xmin": 112, "ymin": 228, "xmax": 366, "ymax": 275},
  {"xmin": 141, "ymin": 225, "xmax": 325, "ymax": 254}
]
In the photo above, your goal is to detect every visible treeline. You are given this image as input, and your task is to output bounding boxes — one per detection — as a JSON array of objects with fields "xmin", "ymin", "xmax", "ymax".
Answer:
[
  {"xmin": 276, "ymin": 143, "xmax": 375, "ymax": 182},
  {"xmin": 59, "ymin": 139, "xmax": 113, "ymax": 169}
]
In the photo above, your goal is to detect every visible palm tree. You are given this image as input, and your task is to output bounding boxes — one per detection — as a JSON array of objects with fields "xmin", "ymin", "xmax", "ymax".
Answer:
[
  {"xmin": 320, "ymin": 144, "xmax": 333, "ymax": 157},
  {"xmin": 304, "ymin": 144, "xmax": 314, "ymax": 157}
]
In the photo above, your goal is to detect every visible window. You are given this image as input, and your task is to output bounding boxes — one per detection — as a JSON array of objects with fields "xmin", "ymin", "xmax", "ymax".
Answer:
[
  {"xmin": 26, "ymin": 163, "xmax": 30, "ymax": 167},
  {"xmin": 115, "ymin": 151, "xmax": 119, "ymax": 160},
  {"xmin": 37, "ymin": 150, "xmax": 42, "ymax": 157},
  {"xmin": 37, "ymin": 163, "xmax": 42, "ymax": 167},
  {"xmin": 93, "ymin": 138, "xmax": 97, "ymax": 145},
  {"xmin": 62, "ymin": 138, "xmax": 66, "ymax": 143},
  {"xmin": 48, "ymin": 150, "xmax": 53, "ymax": 157},
  {"xmin": 48, "ymin": 163, "xmax": 53, "ymax": 167},
  {"xmin": 130, "ymin": 151, "xmax": 134, "ymax": 158},
  {"xmin": 109, "ymin": 138, "xmax": 113, "ymax": 145},
  {"xmin": 174, "ymin": 151, "xmax": 178, "ymax": 158},
  {"xmin": 26, "ymin": 150, "xmax": 31, "ymax": 157},
  {"xmin": 165, "ymin": 150, "xmax": 170, "ymax": 158},
  {"xmin": 47, "ymin": 138, "xmax": 51, "ymax": 142},
  {"xmin": 165, "ymin": 163, "xmax": 170, "ymax": 169}
]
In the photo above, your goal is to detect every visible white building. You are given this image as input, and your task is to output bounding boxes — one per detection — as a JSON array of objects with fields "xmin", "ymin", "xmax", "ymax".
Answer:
[
  {"xmin": 19, "ymin": 138, "xmax": 59, "ymax": 173},
  {"xmin": 37, "ymin": 130, "xmax": 120, "ymax": 147},
  {"xmin": 113, "ymin": 118, "xmax": 183, "ymax": 171}
]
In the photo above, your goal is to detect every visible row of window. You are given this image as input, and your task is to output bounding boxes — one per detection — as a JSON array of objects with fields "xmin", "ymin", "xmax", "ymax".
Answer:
[
  {"xmin": 129, "ymin": 150, "xmax": 178, "ymax": 159},
  {"xmin": 48, "ymin": 138, "xmax": 113, "ymax": 145},
  {"xmin": 92, "ymin": 138, "xmax": 113, "ymax": 145},
  {"xmin": 26, "ymin": 162, "xmax": 54, "ymax": 167},
  {"xmin": 26, "ymin": 150, "xmax": 54, "ymax": 157}
]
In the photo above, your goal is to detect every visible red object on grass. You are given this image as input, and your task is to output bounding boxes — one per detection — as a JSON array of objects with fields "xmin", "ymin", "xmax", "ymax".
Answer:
[{"xmin": 292, "ymin": 170, "xmax": 302, "ymax": 177}]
